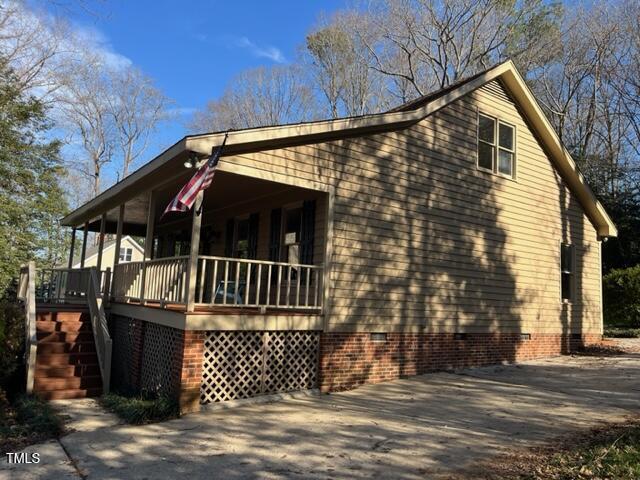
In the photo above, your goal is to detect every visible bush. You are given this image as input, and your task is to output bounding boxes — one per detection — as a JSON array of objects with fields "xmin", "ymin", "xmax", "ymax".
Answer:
[
  {"xmin": 101, "ymin": 393, "xmax": 178, "ymax": 424},
  {"xmin": 603, "ymin": 265, "xmax": 640, "ymax": 328},
  {"xmin": 0, "ymin": 299, "xmax": 25, "ymax": 397},
  {"xmin": 604, "ymin": 326, "xmax": 640, "ymax": 338},
  {"xmin": 0, "ymin": 394, "xmax": 64, "ymax": 452}
]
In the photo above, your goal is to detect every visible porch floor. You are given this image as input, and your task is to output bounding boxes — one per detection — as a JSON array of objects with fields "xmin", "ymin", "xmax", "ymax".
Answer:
[{"xmin": 115, "ymin": 300, "xmax": 320, "ymax": 316}]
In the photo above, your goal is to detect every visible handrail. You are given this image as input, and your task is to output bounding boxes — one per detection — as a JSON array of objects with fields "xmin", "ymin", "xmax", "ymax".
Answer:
[
  {"xmin": 87, "ymin": 267, "xmax": 112, "ymax": 394},
  {"xmin": 35, "ymin": 267, "xmax": 110, "ymax": 303},
  {"xmin": 18, "ymin": 262, "xmax": 37, "ymax": 394},
  {"xmin": 111, "ymin": 255, "xmax": 324, "ymax": 311}
]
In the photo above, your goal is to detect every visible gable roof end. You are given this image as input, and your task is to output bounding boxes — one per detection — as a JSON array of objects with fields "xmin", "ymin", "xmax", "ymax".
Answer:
[{"xmin": 61, "ymin": 61, "xmax": 616, "ymax": 238}]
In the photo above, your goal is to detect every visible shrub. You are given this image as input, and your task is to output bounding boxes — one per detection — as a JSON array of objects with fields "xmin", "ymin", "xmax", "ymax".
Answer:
[
  {"xmin": 604, "ymin": 326, "xmax": 640, "ymax": 338},
  {"xmin": 603, "ymin": 265, "xmax": 640, "ymax": 327},
  {"xmin": 0, "ymin": 394, "xmax": 64, "ymax": 452},
  {"xmin": 0, "ymin": 299, "xmax": 25, "ymax": 397},
  {"xmin": 101, "ymin": 393, "xmax": 178, "ymax": 424}
]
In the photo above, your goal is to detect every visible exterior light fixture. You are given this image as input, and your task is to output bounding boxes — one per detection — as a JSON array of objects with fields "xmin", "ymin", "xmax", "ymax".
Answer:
[{"xmin": 184, "ymin": 152, "xmax": 198, "ymax": 169}]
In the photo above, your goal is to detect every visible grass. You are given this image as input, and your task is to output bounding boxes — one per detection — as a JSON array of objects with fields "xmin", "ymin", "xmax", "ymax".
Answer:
[
  {"xmin": 0, "ymin": 394, "xmax": 64, "ymax": 453},
  {"xmin": 604, "ymin": 326, "xmax": 640, "ymax": 338},
  {"xmin": 451, "ymin": 419, "xmax": 640, "ymax": 479},
  {"xmin": 101, "ymin": 392, "xmax": 178, "ymax": 425}
]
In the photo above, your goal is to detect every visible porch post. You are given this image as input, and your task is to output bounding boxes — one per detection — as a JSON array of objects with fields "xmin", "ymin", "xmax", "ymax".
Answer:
[
  {"xmin": 80, "ymin": 222, "xmax": 89, "ymax": 268},
  {"xmin": 112, "ymin": 204, "xmax": 125, "ymax": 298},
  {"xmin": 67, "ymin": 227, "xmax": 77, "ymax": 269},
  {"xmin": 186, "ymin": 190, "xmax": 204, "ymax": 312},
  {"xmin": 96, "ymin": 213, "xmax": 107, "ymax": 272},
  {"xmin": 139, "ymin": 190, "xmax": 156, "ymax": 304}
]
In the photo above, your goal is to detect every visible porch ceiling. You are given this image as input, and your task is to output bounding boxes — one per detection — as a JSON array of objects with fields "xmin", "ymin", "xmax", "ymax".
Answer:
[{"xmin": 84, "ymin": 170, "xmax": 310, "ymax": 233}]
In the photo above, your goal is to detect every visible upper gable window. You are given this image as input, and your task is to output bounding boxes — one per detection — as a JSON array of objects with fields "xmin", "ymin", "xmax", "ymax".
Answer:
[{"xmin": 477, "ymin": 113, "xmax": 515, "ymax": 178}]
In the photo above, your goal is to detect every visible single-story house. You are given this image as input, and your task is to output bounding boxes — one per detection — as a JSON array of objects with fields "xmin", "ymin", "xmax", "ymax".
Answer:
[{"xmin": 20, "ymin": 61, "xmax": 616, "ymax": 410}]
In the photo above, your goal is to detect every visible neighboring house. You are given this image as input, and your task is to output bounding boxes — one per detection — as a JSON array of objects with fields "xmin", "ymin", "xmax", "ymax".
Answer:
[
  {"xmin": 67, "ymin": 235, "xmax": 144, "ymax": 269},
  {"xmin": 24, "ymin": 61, "xmax": 617, "ymax": 409}
]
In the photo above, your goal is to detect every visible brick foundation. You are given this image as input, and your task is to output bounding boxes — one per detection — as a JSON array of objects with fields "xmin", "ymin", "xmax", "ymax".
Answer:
[
  {"xmin": 319, "ymin": 332, "xmax": 602, "ymax": 392},
  {"xmin": 177, "ymin": 331, "xmax": 205, "ymax": 414}
]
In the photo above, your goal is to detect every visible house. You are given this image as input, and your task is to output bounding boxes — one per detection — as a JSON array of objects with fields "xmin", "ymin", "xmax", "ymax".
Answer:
[
  {"xmin": 18, "ymin": 61, "xmax": 616, "ymax": 411},
  {"xmin": 65, "ymin": 235, "xmax": 144, "ymax": 269}
]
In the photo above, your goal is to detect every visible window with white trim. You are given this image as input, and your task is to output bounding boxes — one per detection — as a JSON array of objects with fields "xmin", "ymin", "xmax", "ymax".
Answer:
[
  {"xmin": 477, "ymin": 113, "xmax": 515, "ymax": 178},
  {"xmin": 119, "ymin": 247, "xmax": 133, "ymax": 262},
  {"xmin": 560, "ymin": 244, "xmax": 574, "ymax": 302}
]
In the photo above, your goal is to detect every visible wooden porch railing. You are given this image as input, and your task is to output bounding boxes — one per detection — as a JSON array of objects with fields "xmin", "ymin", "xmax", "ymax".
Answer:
[
  {"xmin": 87, "ymin": 268, "xmax": 112, "ymax": 394},
  {"xmin": 35, "ymin": 267, "xmax": 111, "ymax": 303},
  {"xmin": 112, "ymin": 255, "xmax": 323, "ymax": 311},
  {"xmin": 17, "ymin": 262, "xmax": 37, "ymax": 394}
]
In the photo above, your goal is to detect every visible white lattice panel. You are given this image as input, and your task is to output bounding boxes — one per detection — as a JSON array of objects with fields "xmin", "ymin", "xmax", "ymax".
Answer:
[
  {"xmin": 200, "ymin": 331, "xmax": 319, "ymax": 404},
  {"xmin": 140, "ymin": 323, "xmax": 181, "ymax": 397},
  {"xmin": 110, "ymin": 316, "xmax": 137, "ymax": 394}
]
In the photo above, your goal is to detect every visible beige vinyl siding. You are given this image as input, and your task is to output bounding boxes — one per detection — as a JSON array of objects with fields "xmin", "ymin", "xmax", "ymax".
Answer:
[{"xmin": 217, "ymin": 79, "xmax": 602, "ymax": 335}]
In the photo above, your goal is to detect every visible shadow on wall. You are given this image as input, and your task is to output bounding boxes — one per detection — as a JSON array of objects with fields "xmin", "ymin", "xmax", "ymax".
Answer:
[{"xmin": 318, "ymin": 108, "xmax": 530, "ymax": 390}]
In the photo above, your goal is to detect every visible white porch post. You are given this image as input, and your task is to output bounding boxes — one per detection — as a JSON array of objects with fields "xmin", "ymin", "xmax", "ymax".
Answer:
[
  {"xmin": 80, "ymin": 222, "xmax": 89, "ymax": 268},
  {"xmin": 111, "ymin": 204, "xmax": 125, "ymax": 298},
  {"xmin": 67, "ymin": 227, "xmax": 77, "ymax": 269},
  {"xmin": 96, "ymin": 213, "xmax": 107, "ymax": 272},
  {"xmin": 186, "ymin": 190, "xmax": 204, "ymax": 312},
  {"xmin": 139, "ymin": 190, "xmax": 156, "ymax": 304}
]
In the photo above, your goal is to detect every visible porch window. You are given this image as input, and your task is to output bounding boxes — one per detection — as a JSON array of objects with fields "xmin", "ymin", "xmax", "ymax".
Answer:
[
  {"xmin": 561, "ymin": 244, "xmax": 574, "ymax": 302},
  {"xmin": 283, "ymin": 207, "xmax": 302, "ymax": 265},
  {"xmin": 477, "ymin": 112, "xmax": 515, "ymax": 178},
  {"xmin": 119, "ymin": 247, "xmax": 132, "ymax": 262},
  {"xmin": 234, "ymin": 218, "xmax": 250, "ymax": 259}
]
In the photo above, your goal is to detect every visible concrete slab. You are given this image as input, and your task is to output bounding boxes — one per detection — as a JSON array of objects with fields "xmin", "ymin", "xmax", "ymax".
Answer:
[
  {"xmin": 52, "ymin": 353, "xmax": 639, "ymax": 479},
  {"xmin": 0, "ymin": 440, "xmax": 79, "ymax": 480},
  {"xmin": 5, "ymin": 352, "xmax": 639, "ymax": 479},
  {"xmin": 50, "ymin": 398, "xmax": 123, "ymax": 433}
]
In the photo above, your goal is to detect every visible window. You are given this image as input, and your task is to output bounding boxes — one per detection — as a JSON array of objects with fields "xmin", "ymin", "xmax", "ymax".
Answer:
[
  {"xmin": 561, "ymin": 244, "xmax": 574, "ymax": 302},
  {"xmin": 119, "ymin": 247, "xmax": 133, "ymax": 262},
  {"xmin": 234, "ymin": 219, "xmax": 250, "ymax": 259},
  {"xmin": 477, "ymin": 113, "xmax": 515, "ymax": 178}
]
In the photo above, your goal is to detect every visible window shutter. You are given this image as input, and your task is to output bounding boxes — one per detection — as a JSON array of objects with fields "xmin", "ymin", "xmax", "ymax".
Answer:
[
  {"xmin": 300, "ymin": 199, "xmax": 316, "ymax": 265},
  {"xmin": 247, "ymin": 213, "xmax": 259, "ymax": 259},
  {"xmin": 224, "ymin": 218, "xmax": 234, "ymax": 257},
  {"xmin": 269, "ymin": 208, "xmax": 282, "ymax": 261}
]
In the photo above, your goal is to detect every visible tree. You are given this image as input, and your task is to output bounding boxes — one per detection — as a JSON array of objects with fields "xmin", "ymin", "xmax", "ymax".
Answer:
[
  {"xmin": 0, "ymin": 57, "xmax": 68, "ymax": 293},
  {"xmin": 191, "ymin": 65, "xmax": 318, "ymax": 132},
  {"xmin": 305, "ymin": 12, "xmax": 388, "ymax": 117},
  {"xmin": 108, "ymin": 67, "xmax": 170, "ymax": 179},
  {"xmin": 355, "ymin": 0, "xmax": 562, "ymax": 101},
  {"xmin": 56, "ymin": 49, "xmax": 115, "ymax": 197}
]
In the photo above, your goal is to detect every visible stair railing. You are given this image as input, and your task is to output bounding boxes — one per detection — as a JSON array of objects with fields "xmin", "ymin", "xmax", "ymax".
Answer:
[
  {"xmin": 87, "ymin": 267, "xmax": 112, "ymax": 394},
  {"xmin": 18, "ymin": 262, "xmax": 37, "ymax": 394}
]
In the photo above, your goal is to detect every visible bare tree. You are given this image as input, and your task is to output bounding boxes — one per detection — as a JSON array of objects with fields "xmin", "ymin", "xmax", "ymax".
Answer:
[
  {"xmin": 191, "ymin": 65, "xmax": 318, "ymax": 132},
  {"xmin": 353, "ymin": 0, "xmax": 561, "ymax": 101},
  {"xmin": 304, "ymin": 11, "xmax": 388, "ymax": 117},
  {"xmin": 56, "ymin": 50, "xmax": 115, "ymax": 197},
  {"xmin": 108, "ymin": 67, "xmax": 171, "ymax": 178}
]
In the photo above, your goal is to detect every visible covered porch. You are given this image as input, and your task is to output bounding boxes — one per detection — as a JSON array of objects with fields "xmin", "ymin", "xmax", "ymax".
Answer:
[{"xmin": 62, "ymin": 162, "xmax": 329, "ymax": 325}]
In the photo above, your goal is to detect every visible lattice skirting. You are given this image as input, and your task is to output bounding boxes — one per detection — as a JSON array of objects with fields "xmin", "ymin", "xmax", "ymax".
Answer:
[
  {"xmin": 109, "ymin": 315, "xmax": 183, "ymax": 398},
  {"xmin": 200, "ymin": 331, "xmax": 320, "ymax": 404},
  {"xmin": 139, "ymin": 322, "xmax": 182, "ymax": 397},
  {"xmin": 109, "ymin": 316, "xmax": 138, "ymax": 394}
]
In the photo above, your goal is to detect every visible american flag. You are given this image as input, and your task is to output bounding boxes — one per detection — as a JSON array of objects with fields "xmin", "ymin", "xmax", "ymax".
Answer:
[{"xmin": 162, "ymin": 134, "xmax": 228, "ymax": 216}]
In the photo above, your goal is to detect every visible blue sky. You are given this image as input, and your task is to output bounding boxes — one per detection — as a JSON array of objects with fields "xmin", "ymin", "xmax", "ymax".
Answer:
[{"xmin": 56, "ymin": 0, "xmax": 349, "ymax": 151}]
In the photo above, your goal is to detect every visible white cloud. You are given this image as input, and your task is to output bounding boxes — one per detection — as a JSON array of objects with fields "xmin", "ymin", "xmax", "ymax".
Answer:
[
  {"xmin": 234, "ymin": 36, "xmax": 286, "ymax": 63},
  {"xmin": 165, "ymin": 106, "xmax": 197, "ymax": 116},
  {"xmin": 69, "ymin": 23, "xmax": 133, "ymax": 72}
]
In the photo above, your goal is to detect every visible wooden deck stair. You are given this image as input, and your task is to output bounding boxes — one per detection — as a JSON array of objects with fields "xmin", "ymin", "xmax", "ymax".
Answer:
[{"xmin": 34, "ymin": 308, "xmax": 103, "ymax": 400}]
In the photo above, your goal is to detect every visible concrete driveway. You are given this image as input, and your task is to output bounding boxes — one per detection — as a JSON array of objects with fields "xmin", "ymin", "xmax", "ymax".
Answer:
[{"xmin": 3, "ymin": 351, "xmax": 640, "ymax": 480}]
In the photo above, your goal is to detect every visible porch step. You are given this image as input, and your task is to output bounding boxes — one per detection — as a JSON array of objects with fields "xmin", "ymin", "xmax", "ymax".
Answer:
[
  {"xmin": 33, "ymin": 307, "xmax": 103, "ymax": 401},
  {"xmin": 37, "ymin": 331, "xmax": 94, "ymax": 343},
  {"xmin": 36, "ymin": 352, "xmax": 99, "ymax": 367},
  {"xmin": 36, "ymin": 341, "xmax": 96, "ymax": 354},
  {"xmin": 35, "ymin": 388, "xmax": 103, "ymax": 400},
  {"xmin": 35, "ymin": 364, "xmax": 100, "ymax": 378},
  {"xmin": 36, "ymin": 320, "xmax": 91, "ymax": 333}
]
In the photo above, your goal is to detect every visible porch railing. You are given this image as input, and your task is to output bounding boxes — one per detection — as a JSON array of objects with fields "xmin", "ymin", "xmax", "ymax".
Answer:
[
  {"xmin": 112, "ymin": 255, "xmax": 323, "ymax": 311},
  {"xmin": 35, "ymin": 267, "xmax": 111, "ymax": 303},
  {"xmin": 17, "ymin": 262, "xmax": 37, "ymax": 394},
  {"xmin": 87, "ymin": 267, "xmax": 112, "ymax": 394}
]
